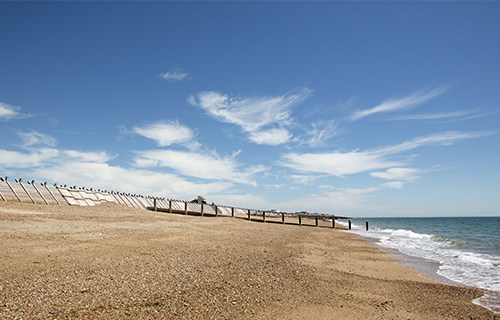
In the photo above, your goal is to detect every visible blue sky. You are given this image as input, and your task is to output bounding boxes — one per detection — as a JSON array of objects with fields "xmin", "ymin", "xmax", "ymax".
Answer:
[{"xmin": 1, "ymin": 2, "xmax": 499, "ymax": 217}]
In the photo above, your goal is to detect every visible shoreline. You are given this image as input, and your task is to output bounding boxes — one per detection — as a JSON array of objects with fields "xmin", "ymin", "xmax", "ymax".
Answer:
[
  {"xmin": 1, "ymin": 201, "xmax": 498, "ymax": 319},
  {"xmin": 352, "ymin": 232, "xmax": 464, "ymax": 287},
  {"xmin": 343, "ymin": 220, "xmax": 500, "ymax": 315}
]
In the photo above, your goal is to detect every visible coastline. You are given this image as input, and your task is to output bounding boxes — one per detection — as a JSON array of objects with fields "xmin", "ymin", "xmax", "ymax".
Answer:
[
  {"xmin": 352, "ymin": 233, "xmax": 463, "ymax": 287},
  {"xmin": 1, "ymin": 201, "xmax": 498, "ymax": 319}
]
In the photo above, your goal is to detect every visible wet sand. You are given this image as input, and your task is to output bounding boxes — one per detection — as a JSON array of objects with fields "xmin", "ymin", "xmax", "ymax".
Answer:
[{"xmin": 0, "ymin": 201, "xmax": 498, "ymax": 319}]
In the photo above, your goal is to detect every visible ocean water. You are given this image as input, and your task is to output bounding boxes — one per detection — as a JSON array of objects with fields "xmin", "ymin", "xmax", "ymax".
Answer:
[{"xmin": 343, "ymin": 217, "xmax": 500, "ymax": 314}]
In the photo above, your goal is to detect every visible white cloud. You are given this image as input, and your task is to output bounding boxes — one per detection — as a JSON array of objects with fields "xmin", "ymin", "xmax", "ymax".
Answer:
[
  {"xmin": 370, "ymin": 167, "xmax": 420, "ymax": 182},
  {"xmin": 248, "ymin": 128, "xmax": 292, "ymax": 146},
  {"xmin": 382, "ymin": 181, "xmax": 405, "ymax": 189},
  {"xmin": 133, "ymin": 120, "xmax": 196, "ymax": 147},
  {"xmin": 279, "ymin": 131, "xmax": 493, "ymax": 177},
  {"xmin": 18, "ymin": 131, "xmax": 58, "ymax": 147},
  {"xmin": 300, "ymin": 120, "xmax": 340, "ymax": 147},
  {"xmin": 0, "ymin": 148, "xmax": 114, "ymax": 168},
  {"xmin": 188, "ymin": 88, "xmax": 312, "ymax": 133},
  {"xmin": 378, "ymin": 131, "xmax": 494, "ymax": 154},
  {"xmin": 0, "ymin": 102, "xmax": 31, "ymax": 120},
  {"xmin": 0, "ymin": 148, "xmax": 59, "ymax": 168},
  {"xmin": 133, "ymin": 149, "xmax": 268, "ymax": 186},
  {"xmin": 62, "ymin": 150, "xmax": 115, "ymax": 163},
  {"xmin": 279, "ymin": 151, "xmax": 402, "ymax": 177},
  {"xmin": 275, "ymin": 181, "xmax": 409, "ymax": 214},
  {"xmin": 208, "ymin": 193, "xmax": 275, "ymax": 210},
  {"xmin": 0, "ymin": 147, "xmax": 234, "ymax": 199},
  {"xmin": 288, "ymin": 174, "xmax": 321, "ymax": 185},
  {"xmin": 276, "ymin": 186, "xmax": 383, "ymax": 213},
  {"xmin": 159, "ymin": 70, "xmax": 189, "ymax": 82},
  {"xmin": 30, "ymin": 162, "xmax": 233, "ymax": 199},
  {"xmin": 387, "ymin": 110, "xmax": 474, "ymax": 121},
  {"xmin": 350, "ymin": 85, "xmax": 449, "ymax": 121}
]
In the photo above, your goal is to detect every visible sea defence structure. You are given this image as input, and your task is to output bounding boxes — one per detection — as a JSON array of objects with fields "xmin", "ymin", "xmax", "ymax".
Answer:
[
  {"xmin": 0, "ymin": 176, "xmax": 351, "ymax": 226},
  {"xmin": 0, "ymin": 176, "xmax": 227, "ymax": 214}
]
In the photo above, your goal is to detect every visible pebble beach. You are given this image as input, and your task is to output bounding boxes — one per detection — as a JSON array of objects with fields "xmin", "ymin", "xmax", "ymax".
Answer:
[{"xmin": 1, "ymin": 201, "xmax": 498, "ymax": 319}]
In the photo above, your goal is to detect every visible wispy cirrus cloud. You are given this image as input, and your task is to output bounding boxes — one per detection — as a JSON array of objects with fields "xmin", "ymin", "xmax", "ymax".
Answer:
[
  {"xmin": 288, "ymin": 174, "xmax": 322, "ymax": 185},
  {"xmin": 377, "ymin": 130, "xmax": 494, "ymax": 154},
  {"xmin": 133, "ymin": 120, "xmax": 198, "ymax": 148},
  {"xmin": 279, "ymin": 150, "xmax": 402, "ymax": 177},
  {"xmin": 18, "ymin": 131, "xmax": 58, "ymax": 147},
  {"xmin": 382, "ymin": 181, "xmax": 405, "ymax": 190},
  {"xmin": 371, "ymin": 167, "xmax": 420, "ymax": 182},
  {"xmin": 299, "ymin": 120, "xmax": 340, "ymax": 147},
  {"xmin": 248, "ymin": 128, "xmax": 292, "ymax": 146},
  {"xmin": 133, "ymin": 149, "xmax": 268, "ymax": 186},
  {"xmin": 62, "ymin": 150, "xmax": 115, "ymax": 163},
  {"xmin": 188, "ymin": 88, "xmax": 312, "ymax": 145},
  {"xmin": 0, "ymin": 102, "xmax": 32, "ymax": 121},
  {"xmin": 386, "ymin": 110, "xmax": 474, "ymax": 121},
  {"xmin": 279, "ymin": 131, "xmax": 493, "ymax": 177},
  {"xmin": 159, "ymin": 70, "xmax": 190, "ymax": 82},
  {"xmin": 350, "ymin": 85, "xmax": 450, "ymax": 121}
]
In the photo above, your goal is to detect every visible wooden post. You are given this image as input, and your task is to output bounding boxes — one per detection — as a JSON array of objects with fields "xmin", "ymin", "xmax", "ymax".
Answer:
[
  {"xmin": 348, "ymin": 220, "xmax": 351, "ymax": 230},
  {"xmin": 169, "ymin": 200, "xmax": 172, "ymax": 213},
  {"xmin": 247, "ymin": 209, "xmax": 251, "ymax": 221},
  {"xmin": 282, "ymin": 212, "xmax": 285, "ymax": 224},
  {"xmin": 215, "ymin": 205, "xmax": 218, "ymax": 217},
  {"xmin": 263, "ymin": 211, "xmax": 266, "ymax": 223},
  {"xmin": 332, "ymin": 219, "xmax": 335, "ymax": 228},
  {"xmin": 299, "ymin": 215, "xmax": 302, "ymax": 226},
  {"xmin": 18, "ymin": 179, "xmax": 36, "ymax": 204},
  {"xmin": 366, "ymin": 221, "xmax": 369, "ymax": 231},
  {"xmin": 185, "ymin": 201, "xmax": 188, "ymax": 215},
  {"xmin": 154, "ymin": 198, "xmax": 157, "ymax": 211},
  {"xmin": 201, "ymin": 203, "xmax": 204, "ymax": 216},
  {"xmin": 47, "ymin": 184, "xmax": 61, "ymax": 205},
  {"xmin": 315, "ymin": 216, "xmax": 318, "ymax": 227},
  {"xmin": 5, "ymin": 178, "xmax": 21, "ymax": 202},
  {"xmin": 231, "ymin": 207, "xmax": 234, "ymax": 218},
  {"xmin": 32, "ymin": 181, "xmax": 49, "ymax": 205}
]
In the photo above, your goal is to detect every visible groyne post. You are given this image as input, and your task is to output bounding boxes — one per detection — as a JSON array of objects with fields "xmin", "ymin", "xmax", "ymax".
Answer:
[
  {"xmin": 215, "ymin": 205, "xmax": 218, "ymax": 217},
  {"xmin": 17, "ymin": 179, "xmax": 35, "ymax": 204},
  {"xmin": 263, "ymin": 211, "xmax": 266, "ymax": 223},
  {"xmin": 366, "ymin": 221, "xmax": 369, "ymax": 231},
  {"xmin": 32, "ymin": 180, "xmax": 49, "ymax": 205},
  {"xmin": 231, "ymin": 207, "xmax": 234, "ymax": 218},
  {"xmin": 5, "ymin": 177, "xmax": 21, "ymax": 202},
  {"xmin": 184, "ymin": 201, "xmax": 188, "ymax": 215},
  {"xmin": 247, "ymin": 209, "xmax": 251, "ymax": 221},
  {"xmin": 299, "ymin": 215, "xmax": 302, "ymax": 226},
  {"xmin": 315, "ymin": 216, "xmax": 318, "ymax": 227},
  {"xmin": 332, "ymin": 219, "xmax": 335, "ymax": 228},
  {"xmin": 348, "ymin": 220, "xmax": 351, "ymax": 230},
  {"xmin": 282, "ymin": 212, "xmax": 285, "ymax": 224},
  {"xmin": 47, "ymin": 183, "xmax": 61, "ymax": 205},
  {"xmin": 169, "ymin": 200, "xmax": 172, "ymax": 213},
  {"xmin": 201, "ymin": 203, "xmax": 204, "ymax": 216},
  {"xmin": 154, "ymin": 198, "xmax": 157, "ymax": 211}
]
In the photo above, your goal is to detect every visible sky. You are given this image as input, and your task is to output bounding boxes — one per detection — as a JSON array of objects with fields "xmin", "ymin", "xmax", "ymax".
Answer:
[{"xmin": 1, "ymin": 2, "xmax": 499, "ymax": 217}]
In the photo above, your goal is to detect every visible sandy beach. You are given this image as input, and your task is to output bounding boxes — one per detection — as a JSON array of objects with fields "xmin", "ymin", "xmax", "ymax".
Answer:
[{"xmin": 0, "ymin": 201, "xmax": 498, "ymax": 319}]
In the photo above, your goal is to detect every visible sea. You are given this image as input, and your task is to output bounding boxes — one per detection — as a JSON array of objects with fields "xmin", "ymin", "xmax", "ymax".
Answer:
[{"xmin": 342, "ymin": 217, "xmax": 500, "ymax": 314}]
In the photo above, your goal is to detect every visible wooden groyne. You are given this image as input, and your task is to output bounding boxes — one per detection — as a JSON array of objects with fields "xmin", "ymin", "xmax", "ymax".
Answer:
[{"xmin": 0, "ymin": 176, "xmax": 351, "ymax": 227}]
